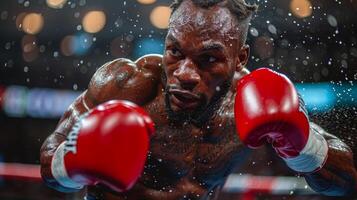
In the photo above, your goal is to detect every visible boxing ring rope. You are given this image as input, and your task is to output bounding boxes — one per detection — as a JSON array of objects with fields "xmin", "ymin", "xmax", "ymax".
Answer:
[
  {"xmin": 0, "ymin": 162, "xmax": 41, "ymax": 182},
  {"xmin": 223, "ymin": 174, "xmax": 316, "ymax": 195},
  {"xmin": 0, "ymin": 162, "xmax": 317, "ymax": 195}
]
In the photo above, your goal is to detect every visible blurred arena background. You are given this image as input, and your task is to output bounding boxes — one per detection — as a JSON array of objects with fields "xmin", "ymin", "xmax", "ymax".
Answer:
[{"xmin": 0, "ymin": 0, "xmax": 356, "ymax": 199}]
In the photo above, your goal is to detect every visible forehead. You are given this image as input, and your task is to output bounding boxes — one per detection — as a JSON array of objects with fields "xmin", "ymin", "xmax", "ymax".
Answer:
[{"xmin": 168, "ymin": 0, "xmax": 239, "ymax": 43}]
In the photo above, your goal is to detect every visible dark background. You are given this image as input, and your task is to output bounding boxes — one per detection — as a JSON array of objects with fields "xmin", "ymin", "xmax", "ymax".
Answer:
[{"xmin": 0, "ymin": 0, "xmax": 356, "ymax": 199}]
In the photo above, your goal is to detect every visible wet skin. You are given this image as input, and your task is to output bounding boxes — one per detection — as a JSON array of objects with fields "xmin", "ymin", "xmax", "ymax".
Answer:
[{"xmin": 40, "ymin": 1, "xmax": 357, "ymax": 199}]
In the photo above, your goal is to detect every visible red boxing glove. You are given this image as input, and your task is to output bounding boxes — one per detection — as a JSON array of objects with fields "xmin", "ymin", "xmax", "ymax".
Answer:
[
  {"xmin": 234, "ymin": 68, "xmax": 328, "ymax": 173},
  {"xmin": 51, "ymin": 100, "xmax": 154, "ymax": 192}
]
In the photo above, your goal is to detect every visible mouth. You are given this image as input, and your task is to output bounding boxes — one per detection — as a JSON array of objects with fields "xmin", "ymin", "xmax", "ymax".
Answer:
[{"xmin": 169, "ymin": 89, "xmax": 201, "ymax": 110}]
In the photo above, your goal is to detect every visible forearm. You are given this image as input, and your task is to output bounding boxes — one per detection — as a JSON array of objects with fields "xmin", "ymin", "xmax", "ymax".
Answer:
[{"xmin": 304, "ymin": 123, "xmax": 357, "ymax": 196}]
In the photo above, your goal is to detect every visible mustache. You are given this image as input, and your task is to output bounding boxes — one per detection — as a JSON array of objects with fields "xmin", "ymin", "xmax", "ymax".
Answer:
[{"xmin": 165, "ymin": 85, "xmax": 203, "ymax": 98}]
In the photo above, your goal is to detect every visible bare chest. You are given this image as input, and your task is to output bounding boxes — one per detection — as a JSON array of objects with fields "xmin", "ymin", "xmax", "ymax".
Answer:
[
  {"xmin": 139, "ymin": 90, "xmax": 247, "ymax": 191},
  {"xmin": 142, "ymin": 121, "xmax": 246, "ymax": 190}
]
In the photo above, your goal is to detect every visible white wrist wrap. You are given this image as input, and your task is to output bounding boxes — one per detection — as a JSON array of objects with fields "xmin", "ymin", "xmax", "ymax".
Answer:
[
  {"xmin": 51, "ymin": 142, "xmax": 84, "ymax": 189},
  {"xmin": 283, "ymin": 128, "xmax": 328, "ymax": 173}
]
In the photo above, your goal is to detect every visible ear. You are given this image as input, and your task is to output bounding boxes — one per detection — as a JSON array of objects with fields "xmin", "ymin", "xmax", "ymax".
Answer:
[{"xmin": 236, "ymin": 44, "xmax": 250, "ymax": 71}]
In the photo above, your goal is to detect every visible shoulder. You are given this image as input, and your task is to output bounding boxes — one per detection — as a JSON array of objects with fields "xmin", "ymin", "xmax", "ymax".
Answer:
[{"xmin": 85, "ymin": 54, "xmax": 164, "ymax": 107}]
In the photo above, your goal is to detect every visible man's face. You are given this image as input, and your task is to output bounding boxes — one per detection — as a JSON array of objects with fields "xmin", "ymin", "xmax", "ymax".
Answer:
[{"xmin": 163, "ymin": 0, "xmax": 246, "ymax": 122}]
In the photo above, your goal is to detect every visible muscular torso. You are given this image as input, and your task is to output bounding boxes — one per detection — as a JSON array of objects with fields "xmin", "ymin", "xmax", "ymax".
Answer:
[{"xmin": 41, "ymin": 55, "xmax": 251, "ymax": 200}]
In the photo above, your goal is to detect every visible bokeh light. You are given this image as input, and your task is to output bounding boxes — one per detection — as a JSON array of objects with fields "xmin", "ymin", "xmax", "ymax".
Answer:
[
  {"xmin": 22, "ymin": 13, "xmax": 44, "ymax": 35},
  {"xmin": 46, "ymin": 0, "xmax": 67, "ymax": 9},
  {"xmin": 82, "ymin": 11, "xmax": 106, "ymax": 33},
  {"xmin": 71, "ymin": 33, "xmax": 93, "ymax": 55},
  {"xmin": 290, "ymin": 0, "xmax": 312, "ymax": 18},
  {"xmin": 150, "ymin": 6, "xmax": 171, "ymax": 29},
  {"xmin": 137, "ymin": 0, "xmax": 156, "ymax": 5},
  {"xmin": 60, "ymin": 35, "xmax": 76, "ymax": 56}
]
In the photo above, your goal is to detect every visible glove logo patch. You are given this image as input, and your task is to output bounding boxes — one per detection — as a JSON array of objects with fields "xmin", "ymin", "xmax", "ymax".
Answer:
[{"xmin": 64, "ymin": 113, "xmax": 88, "ymax": 154}]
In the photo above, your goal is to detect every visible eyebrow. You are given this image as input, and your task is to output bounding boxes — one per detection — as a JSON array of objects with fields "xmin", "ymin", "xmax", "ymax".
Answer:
[
  {"xmin": 166, "ymin": 34, "xmax": 227, "ymax": 54},
  {"xmin": 200, "ymin": 41, "xmax": 226, "ymax": 54}
]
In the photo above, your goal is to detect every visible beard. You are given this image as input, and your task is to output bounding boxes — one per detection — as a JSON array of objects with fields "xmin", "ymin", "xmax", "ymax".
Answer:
[{"xmin": 164, "ymin": 79, "xmax": 231, "ymax": 127}]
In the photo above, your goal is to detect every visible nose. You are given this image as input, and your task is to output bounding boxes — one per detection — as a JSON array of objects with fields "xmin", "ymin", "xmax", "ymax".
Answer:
[{"xmin": 173, "ymin": 59, "xmax": 200, "ymax": 90}]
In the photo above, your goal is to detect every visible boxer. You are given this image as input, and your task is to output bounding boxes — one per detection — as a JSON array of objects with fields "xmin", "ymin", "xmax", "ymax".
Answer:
[{"xmin": 40, "ymin": 0, "xmax": 357, "ymax": 199}]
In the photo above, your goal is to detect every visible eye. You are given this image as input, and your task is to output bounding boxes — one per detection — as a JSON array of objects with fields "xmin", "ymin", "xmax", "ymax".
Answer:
[
  {"xmin": 167, "ymin": 48, "xmax": 182, "ymax": 57},
  {"xmin": 201, "ymin": 55, "xmax": 217, "ymax": 64}
]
